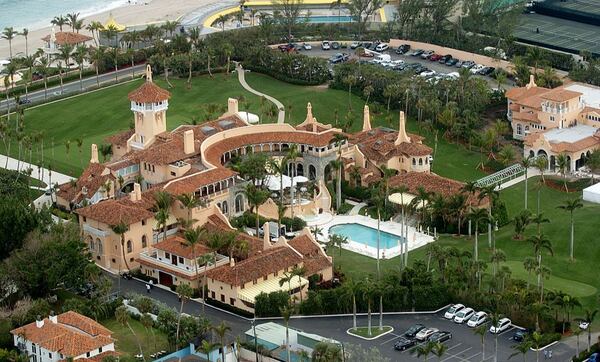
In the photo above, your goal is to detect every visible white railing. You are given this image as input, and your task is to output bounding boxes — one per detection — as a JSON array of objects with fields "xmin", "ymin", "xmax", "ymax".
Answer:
[
  {"xmin": 153, "ymin": 228, "xmax": 178, "ymax": 243},
  {"xmin": 130, "ymin": 101, "xmax": 168, "ymax": 113},
  {"xmin": 83, "ymin": 224, "xmax": 107, "ymax": 238},
  {"xmin": 138, "ymin": 251, "xmax": 230, "ymax": 276}
]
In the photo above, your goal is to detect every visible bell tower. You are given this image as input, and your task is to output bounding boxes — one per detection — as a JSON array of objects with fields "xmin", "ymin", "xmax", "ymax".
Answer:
[{"xmin": 127, "ymin": 65, "xmax": 171, "ymax": 149}]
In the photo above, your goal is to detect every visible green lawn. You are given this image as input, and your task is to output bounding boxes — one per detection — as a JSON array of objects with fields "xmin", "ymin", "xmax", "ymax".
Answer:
[
  {"xmin": 102, "ymin": 317, "xmax": 169, "ymax": 359},
  {"xmin": 329, "ymin": 177, "xmax": 600, "ymax": 312},
  {"xmin": 2, "ymin": 75, "xmax": 262, "ymax": 176}
]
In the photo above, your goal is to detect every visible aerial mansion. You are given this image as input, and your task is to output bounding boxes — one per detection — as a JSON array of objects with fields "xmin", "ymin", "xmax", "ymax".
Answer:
[{"xmin": 56, "ymin": 66, "xmax": 436, "ymax": 312}]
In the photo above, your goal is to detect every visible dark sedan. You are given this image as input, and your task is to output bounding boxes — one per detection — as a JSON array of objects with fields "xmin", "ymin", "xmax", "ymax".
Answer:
[
  {"xmin": 394, "ymin": 336, "xmax": 417, "ymax": 351},
  {"xmin": 513, "ymin": 329, "xmax": 530, "ymax": 342},
  {"xmin": 403, "ymin": 323, "xmax": 426, "ymax": 338},
  {"xmin": 445, "ymin": 58, "xmax": 459, "ymax": 66},
  {"xmin": 428, "ymin": 331, "xmax": 452, "ymax": 343}
]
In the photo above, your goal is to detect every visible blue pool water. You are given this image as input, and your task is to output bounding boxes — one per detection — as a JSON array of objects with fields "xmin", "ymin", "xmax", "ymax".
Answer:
[
  {"xmin": 306, "ymin": 16, "xmax": 355, "ymax": 23},
  {"xmin": 329, "ymin": 223, "xmax": 404, "ymax": 249}
]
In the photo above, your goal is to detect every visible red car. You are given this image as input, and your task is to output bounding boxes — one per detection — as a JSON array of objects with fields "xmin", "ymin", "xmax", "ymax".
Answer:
[{"xmin": 429, "ymin": 54, "xmax": 442, "ymax": 61}]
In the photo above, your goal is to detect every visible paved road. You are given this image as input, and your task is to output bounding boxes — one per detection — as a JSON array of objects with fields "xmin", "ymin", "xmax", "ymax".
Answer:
[
  {"xmin": 109, "ymin": 275, "xmax": 576, "ymax": 361},
  {"xmin": 0, "ymin": 64, "xmax": 147, "ymax": 112},
  {"xmin": 301, "ymin": 46, "xmax": 516, "ymax": 90}
]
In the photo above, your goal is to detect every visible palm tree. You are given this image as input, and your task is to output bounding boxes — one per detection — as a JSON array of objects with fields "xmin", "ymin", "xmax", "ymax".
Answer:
[
  {"xmin": 197, "ymin": 340, "xmax": 218, "ymax": 362},
  {"xmin": 469, "ymin": 207, "xmax": 489, "ymax": 262},
  {"xmin": 279, "ymin": 272, "xmax": 294, "ymax": 296},
  {"xmin": 360, "ymin": 277, "xmax": 376, "ymax": 336},
  {"xmin": 86, "ymin": 21, "xmax": 104, "ymax": 46},
  {"xmin": 474, "ymin": 323, "xmax": 487, "ymax": 361},
  {"xmin": 531, "ymin": 212, "xmax": 549, "ymax": 236},
  {"xmin": 111, "ymin": 221, "xmax": 129, "ymax": 292},
  {"xmin": 478, "ymin": 184, "xmax": 499, "ymax": 249},
  {"xmin": 556, "ymin": 153, "xmax": 569, "ymax": 191},
  {"xmin": 244, "ymin": 184, "xmax": 269, "ymax": 237},
  {"xmin": 286, "ymin": 145, "xmax": 301, "ymax": 218},
  {"xmin": 212, "ymin": 321, "xmax": 231, "ymax": 362},
  {"xmin": 89, "ymin": 46, "xmax": 105, "ymax": 87},
  {"xmin": 526, "ymin": 47, "xmax": 545, "ymax": 74},
  {"xmin": 412, "ymin": 341, "xmax": 435, "ymax": 361},
  {"xmin": 51, "ymin": 15, "xmax": 67, "ymax": 31},
  {"xmin": 20, "ymin": 28, "xmax": 29, "ymax": 56},
  {"xmin": 290, "ymin": 265, "xmax": 306, "ymax": 303},
  {"xmin": 108, "ymin": 46, "xmax": 120, "ymax": 83},
  {"xmin": 557, "ymin": 197, "xmax": 583, "ymax": 261},
  {"xmin": 2, "ymin": 27, "xmax": 17, "ymax": 59},
  {"xmin": 154, "ymin": 190, "xmax": 173, "ymax": 239},
  {"xmin": 327, "ymin": 234, "xmax": 348, "ymax": 272},
  {"xmin": 66, "ymin": 12, "xmax": 80, "ymax": 31},
  {"xmin": 523, "ymin": 257, "xmax": 536, "ymax": 291},
  {"xmin": 184, "ymin": 226, "xmax": 205, "ymax": 284},
  {"xmin": 535, "ymin": 156, "xmax": 548, "ymax": 184},
  {"xmin": 115, "ymin": 305, "xmax": 144, "ymax": 359},
  {"xmin": 573, "ymin": 327, "xmax": 583, "ymax": 356},
  {"xmin": 431, "ymin": 342, "xmax": 448, "ymax": 361},
  {"xmin": 35, "ymin": 57, "xmax": 50, "ymax": 100},
  {"xmin": 527, "ymin": 234, "xmax": 553, "ymax": 291},
  {"xmin": 415, "ymin": 186, "xmax": 431, "ymax": 229},
  {"xmin": 509, "ymin": 340, "xmax": 532, "ymax": 362},
  {"xmin": 175, "ymin": 283, "xmax": 193, "ymax": 347},
  {"xmin": 584, "ymin": 309, "xmax": 598, "ymax": 352},
  {"xmin": 342, "ymin": 278, "xmax": 360, "ymax": 329},
  {"xmin": 73, "ymin": 45, "xmax": 87, "ymax": 90},
  {"xmin": 198, "ymin": 253, "xmax": 215, "ymax": 314},
  {"xmin": 280, "ymin": 303, "xmax": 294, "ymax": 362},
  {"xmin": 216, "ymin": 14, "xmax": 230, "ymax": 31},
  {"xmin": 55, "ymin": 44, "xmax": 74, "ymax": 94},
  {"xmin": 268, "ymin": 156, "xmax": 287, "ymax": 232},
  {"xmin": 521, "ymin": 155, "xmax": 533, "ymax": 209},
  {"xmin": 177, "ymin": 192, "xmax": 204, "ymax": 224},
  {"xmin": 140, "ymin": 313, "xmax": 155, "ymax": 352}
]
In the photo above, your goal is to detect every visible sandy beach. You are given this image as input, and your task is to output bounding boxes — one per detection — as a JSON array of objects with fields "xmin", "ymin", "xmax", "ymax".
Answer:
[{"xmin": 0, "ymin": 0, "xmax": 220, "ymax": 59}]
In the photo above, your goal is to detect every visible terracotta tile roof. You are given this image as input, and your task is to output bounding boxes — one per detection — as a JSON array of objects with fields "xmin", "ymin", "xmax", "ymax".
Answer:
[
  {"xmin": 388, "ymin": 172, "xmax": 483, "ymax": 206},
  {"xmin": 73, "ymin": 351, "xmax": 119, "ymax": 362},
  {"xmin": 288, "ymin": 235, "xmax": 332, "ymax": 276},
  {"xmin": 75, "ymin": 196, "xmax": 154, "ymax": 226},
  {"xmin": 163, "ymin": 167, "xmax": 238, "ymax": 195},
  {"xmin": 549, "ymin": 135, "xmax": 600, "ymax": 153},
  {"xmin": 541, "ymin": 88, "xmax": 582, "ymax": 102},
  {"xmin": 11, "ymin": 311, "xmax": 113, "ymax": 358},
  {"xmin": 56, "ymin": 163, "xmax": 114, "ymax": 204},
  {"xmin": 153, "ymin": 234, "xmax": 212, "ymax": 260},
  {"xmin": 512, "ymin": 111, "xmax": 539, "ymax": 123},
  {"xmin": 41, "ymin": 32, "xmax": 92, "ymax": 45},
  {"xmin": 523, "ymin": 132, "xmax": 543, "ymax": 147},
  {"xmin": 518, "ymin": 94, "xmax": 544, "ymax": 110},
  {"xmin": 128, "ymin": 81, "xmax": 171, "ymax": 103},
  {"xmin": 505, "ymin": 86, "xmax": 549, "ymax": 101},
  {"xmin": 206, "ymin": 246, "xmax": 302, "ymax": 286},
  {"xmin": 581, "ymin": 106, "xmax": 600, "ymax": 114},
  {"xmin": 105, "ymin": 129, "xmax": 134, "ymax": 146},
  {"xmin": 349, "ymin": 128, "xmax": 431, "ymax": 162}
]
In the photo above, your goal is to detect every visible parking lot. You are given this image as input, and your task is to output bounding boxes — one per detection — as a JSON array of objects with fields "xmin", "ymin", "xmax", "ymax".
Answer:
[
  {"xmin": 295, "ymin": 42, "xmax": 516, "ymax": 90},
  {"xmin": 272, "ymin": 310, "xmax": 576, "ymax": 361}
]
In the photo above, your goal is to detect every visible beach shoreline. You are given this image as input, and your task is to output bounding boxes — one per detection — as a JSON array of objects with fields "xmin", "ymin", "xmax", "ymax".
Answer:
[{"xmin": 0, "ymin": 0, "xmax": 219, "ymax": 59}]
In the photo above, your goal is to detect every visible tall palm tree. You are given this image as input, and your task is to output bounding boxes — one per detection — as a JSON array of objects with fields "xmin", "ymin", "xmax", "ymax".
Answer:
[
  {"xmin": 197, "ymin": 340, "xmax": 218, "ymax": 362},
  {"xmin": 474, "ymin": 324, "xmax": 487, "ymax": 361},
  {"xmin": 55, "ymin": 44, "xmax": 74, "ymax": 94},
  {"xmin": 244, "ymin": 184, "xmax": 269, "ymax": 237},
  {"xmin": 89, "ymin": 46, "xmax": 105, "ymax": 87},
  {"xmin": 360, "ymin": 277, "xmax": 376, "ymax": 337},
  {"xmin": 431, "ymin": 342, "xmax": 448, "ymax": 361},
  {"xmin": 521, "ymin": 155, "xmax": 533, "ymax": 210},
  {"xmin": 469, "ymin": 207, "xmax": 489, "ymax": 262},
  {"xmin": 584, "ymin": 309, "xmax": 598, "ymax": 352},
  {"xmin": 527, "ymin": 233, "xmax": 553, "ymax": 290},
  {"xmin": 115, "ymin": 305, "xmax": 144, "ymax": 359},
  {"xmin": 415, "ymin": 186, "xmax": 431, "ymax": 229},
  {"xmin": 212, "ymin": 321, "xmax": 231, "ymax": 362},
  {"xmin": 86, "ymin": 21, "xmax": 104, "ymax": 46},
  {"xmin": 342, "ymin": 278, "xmax": 360, "ymax": 329},
  {"xmin": 280, "ymin": 304, "xmax": 294, "ymax": 362},
  {"xmin": 51, "ymin": 15, "xmax": 67, "ymax": 31},
  {"xmin": 531, "ymin": 212, "xmax": 549, "ymax": 236},
  {"xmin": 478, "ymin": 184, "xmax": 498, "ymax": 249},
  {"xmin": 557, "ymin": 197, "xmax": 583, "ymax": 261},
  {"xmin": 20, "ymin": 28, "xmax": 29, "ymax": 56},
  {"xmin": 2, "ymin": 27, "xmax": 17, "ymax": 59},
  {"xmin": 154, "ymin": 190, "xmax": 173, "ymax": 239},
  {"xmin": 412, "ymin": 341, "xmax": 435, "ymax": 361},
  {"xmin": 175, "ymin": 283, "xmax": 193, "ymax": 347},
  {"xmin": 35, "ymin": 57, "xmax": 50, "ymax": 100},
  {"xmin": 286, "ymin": 145, "xmax": 301, "ymax": 218},
  {"xmin": 290, "ymin": 265, "xmax": 306, "ymax": 303},
  {"xmin": 535, "ymin": 156, "xmax": 548, "ymax": 184},
  {"xmin": 184, "ymin": 226, "xmax": 205, "ymax": 284},
  {"xmin": 327, "ymin": 234, "xmax": 348, "ymax": 272},
  {"xmin": 111, "ymin": 221, "xmax": 130, "ymax": 290},
  {"xmin": 509, "ymin": 340, "xmax": 532, "ymax": 362},
  {"xmin": 177, "ymin": 192, "xmax": 204, "ymax": 224},
  {"xmin": 21, "ymin": 55, "xmax": 35, "ymax": 101},
  {"xmin": 332, "ymin": 133, "xmax": 347, "ymax": 210},
  {"xmin": 556, "ymin": 153, "xmax": 569, "ymax": 191},
  {"xmin": 268, "ymin": 156, "xmax": 287, "ymax": 232},
  {"xmin": 73, "ymin": 45, "xmax": 87, "ymax": 90},
  {"xmin": 66, "ymin": 12, "xmax": 80, "ymax": 31}
]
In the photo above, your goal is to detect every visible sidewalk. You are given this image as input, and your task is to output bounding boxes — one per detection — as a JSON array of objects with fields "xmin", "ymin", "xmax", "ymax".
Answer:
[
  {"xmin": 235, "ymin": 63, "xmax": 286, "ymax": 123},
  {"xmin": 0, "ymin": 154, "xmax": 73, "ymax": 186}
]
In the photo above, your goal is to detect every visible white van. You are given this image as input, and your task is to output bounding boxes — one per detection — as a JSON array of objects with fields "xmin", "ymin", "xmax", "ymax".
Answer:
[
  {"xmin": 483, "ymin": 46, "xmax": 507, "ymax": 60},
  {"xmin": 372, "ymin": 54, "xmax": 391, "ymax": 64}
]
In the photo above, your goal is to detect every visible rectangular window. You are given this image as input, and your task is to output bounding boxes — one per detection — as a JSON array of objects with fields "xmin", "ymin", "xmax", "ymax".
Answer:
[
  {"xmin": 142, "ymin": 220, "xmax": 146, "ymax": 226},
  {"xmin": 49, "ymin": 353, "xmax": 52, "ymax": 358},
  {"xmin": 178, "ymin": 257, "xmax": 184, "ymax": 264},
  {"xmin": 211, "ymin": 291, "xmax": 215, "ymax": 299},
  {"xmin": 165, "ymin": 252, "xmax": 170, "ymax": 259},
  {"xmin": 230, "ymin": 298, "xmax": 235, "ymax": 305},
  {"xmin": 221, "ymin": 294, "xmax": 225, "ymax": 302},
  {"xmin": 171, "ymin": 171, "xmax": 176, "ymax": 176}
]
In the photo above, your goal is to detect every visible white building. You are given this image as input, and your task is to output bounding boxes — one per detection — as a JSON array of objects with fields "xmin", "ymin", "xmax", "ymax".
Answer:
[{"xmin": 10, "ymin": 311, "xmax": 116, "ymax": 362}]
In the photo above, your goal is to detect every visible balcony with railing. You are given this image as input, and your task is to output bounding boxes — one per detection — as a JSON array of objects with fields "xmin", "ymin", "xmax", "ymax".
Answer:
[
  {"xmin": 83, "ymin": 224, "xmax": 108, "ymax": 238},
  {"xmin": 138, "ymin": 249, "xmax": 229, "ymax": 277},
  {"xmin": 130, "ymin": 100, "xmax": 168, "ymax": 113}
]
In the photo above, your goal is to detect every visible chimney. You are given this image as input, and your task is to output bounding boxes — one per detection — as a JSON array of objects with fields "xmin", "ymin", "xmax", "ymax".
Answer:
[
  {"xmin": 228, "ymin": 98, "xmax": 239, "ymax": 114},
  {"xmin": 35, "ymin": 316, "xmax": 44, "ymax": 328},
  {"xmin": 263, "ymin": 221, "xmax": 271, "ymax": 249},
  {"xmin": 305, "ymin": 102, "xmax": 314, "ymax": 124},
  {"xmin": 183, "ymin": 129, "xmax": 194, "ymax": 155},
  {"xmin": 146, "ymin": 64, "xmax": 153, "ymax": 83},
  {"xmin": 362, "ymin": 105, "xmax": 372, "ymax": 131},
  {"xmin": 526, "ymin": 74, "xmax": 537, "ymax": 89},
  {"xmin": 395, "ymin": 111, "xmax": 411, "ymax": 145},
  {"xmin": 90, "ymin": 144, "xmax": 99, "ymax": 163},
  {"xmin": 130, "ymin": 182, "xmax": 142, "ymax": 202},
  {"xmin": 49, "ymin": 311, "xmax": 58, "ymax": 324}
]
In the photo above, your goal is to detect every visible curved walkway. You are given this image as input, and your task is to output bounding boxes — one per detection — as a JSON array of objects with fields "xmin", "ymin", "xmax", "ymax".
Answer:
[{"xmin": 235, "ymin": 63, "xmax": 286, "ymax": 124}]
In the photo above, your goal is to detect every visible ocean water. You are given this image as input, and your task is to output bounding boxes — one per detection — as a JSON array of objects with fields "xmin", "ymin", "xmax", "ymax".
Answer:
[{"xmin": 0, "ymin": 0, "xmax": 130, "ymax": 31}]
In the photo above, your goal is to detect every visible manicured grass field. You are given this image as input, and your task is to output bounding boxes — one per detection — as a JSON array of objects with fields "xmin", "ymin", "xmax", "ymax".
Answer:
[
  {"xmin": 330, "ymin": 177, "xmax": 600, "ymax": 312},
  {"xmin": 2, "ymin": 75, "xmax": 261, "ymax": 176},
  {"xmin": 102, "ymin": 317, "xmax": 170, "ymax": 359}
]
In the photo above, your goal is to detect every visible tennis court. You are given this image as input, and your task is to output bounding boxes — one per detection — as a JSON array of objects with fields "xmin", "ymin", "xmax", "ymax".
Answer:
[
  {"xmin": 538, "ymin": 0, "xmax": 600, "ymax": 17},
  {"xmin": 514, "ymin": 13, "xmax": 600, "ymax": 56}
]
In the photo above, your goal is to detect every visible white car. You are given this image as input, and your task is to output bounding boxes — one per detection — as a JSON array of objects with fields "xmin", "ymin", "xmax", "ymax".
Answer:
[
  {"xmin": 579, "ymin": 321, "xmax": 590, "ymax": 330},
  {"xmin": 444, "ymin": 304, "xmax": 465, "ymax": 320},
  {"xmin": 490, "ymin": 318, "xmax": 512, "ymax": 334},
  {"xmin": 321, "ymin": 41, "xmax": 330, "ymax": 50},
  {"xmin": 454, "ymin": 307, "xmax": 474, "ymax": 323},
  {"xmin": 375, "ymin": 43, "xmax": 389, "ymax": 52},
  {"xmin": 420, "ymin": 50, "xmax": 434, "ymax": 59},
  {"xmin": 419, "ymin": 70, "xmax": 436, "ymax": 77},
  {"xmin": 467, "ymin": 311, "xmax": 488, "ymax": 328},
  {"xmin": 446, "ymin": 72, "xmax": 460, "ymax": 79},
  {"xmin": 415, "ymin": 327, "xmax": 439, "ymax": 341},
  {"xmin": 302, "ymin": 43, "xmax": 312, "ymax": 50},
  {"xmin": 470, "ymin": 64, "xmax": 485, "ymax": 74}
]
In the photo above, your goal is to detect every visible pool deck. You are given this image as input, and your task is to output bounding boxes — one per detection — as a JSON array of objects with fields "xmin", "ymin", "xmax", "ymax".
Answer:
[{"xmin": 319, "ymin": 215, "xmax": 435, "ymax": 259}]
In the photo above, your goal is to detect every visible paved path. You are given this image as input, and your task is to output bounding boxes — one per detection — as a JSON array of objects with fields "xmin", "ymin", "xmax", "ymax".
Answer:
[
  {"xmin": 235, "ymin": 64, "xmax": 286, "ymax": 124},
  {"xmin": 347, "ymin": 202, "xmax": 367, "ymax": 215},
  {"xmin": 0, "ymin": 154, "xmax": 73, "ymax": 185}
]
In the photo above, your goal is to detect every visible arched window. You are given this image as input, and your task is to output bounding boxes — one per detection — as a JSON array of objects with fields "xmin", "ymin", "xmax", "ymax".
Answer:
[
  {"xmin": 309, "ymin": 165, "xmax": 317, "ymax": 180},
  {"xmin": 296, "ymin": 163, "xmax": 304, "ymax": 176},
  {"xmin": 235, "ymin": 194, "xmax": 244, "ymax": 213},
  {"xmin": 97, "ymin": 239, "xmax": 103, "ymax": 255},
  {"xmin": 142, "ymin": 235, "xmax": 147, "ymax": 248},
  {"xmin": 222, "ymin": 201, "xmax": 229, "ymax": 214},
  {"xmin": 412, "ymin": 158, "xmax": 416, "ymax": 166},
  {"xmin": 88, "ymin": 236, "xmax": 94, "ymax": 251},
  {"xmin": 126, "ymin": 240, "xmax": 133, "ymax": 253},
  {"xmin": 419, "ymin": 158, "xmax": 423, "ymax": 166}
]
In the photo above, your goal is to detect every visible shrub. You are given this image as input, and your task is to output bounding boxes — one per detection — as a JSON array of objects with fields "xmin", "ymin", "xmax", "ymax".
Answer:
[{"xmin": 254, "ymin": 291, "xmax": 290, "ymax": 317}]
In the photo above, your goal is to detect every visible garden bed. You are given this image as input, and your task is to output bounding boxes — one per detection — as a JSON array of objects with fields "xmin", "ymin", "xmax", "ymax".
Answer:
[{"xmin": 347, "ymin": 326, "xmax": 393, "ymax": 340}]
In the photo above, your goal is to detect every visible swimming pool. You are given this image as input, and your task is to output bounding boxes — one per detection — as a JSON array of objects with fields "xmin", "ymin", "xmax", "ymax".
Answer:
[
  {"xmin": 329, "ymin": 223, "xmax": 404, "ymax": 249},
  {"xmin": 306, "ymin": 16, "xmax": 355, "ymax": 23}
]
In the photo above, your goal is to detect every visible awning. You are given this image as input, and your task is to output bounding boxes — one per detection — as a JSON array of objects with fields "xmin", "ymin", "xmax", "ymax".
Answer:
[{"xmin": 238, "ymin": 275, "xmax": 308, "ymax": 303}]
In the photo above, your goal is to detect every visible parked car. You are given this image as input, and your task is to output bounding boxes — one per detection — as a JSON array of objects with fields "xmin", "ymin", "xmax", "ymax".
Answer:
[
  {"xmin": 18, "ymin": 98, "xmax": 31, "ymax": 105},
  {"xmin": 454, "ymin": 307, "xmax": 475, "ymax": 323},
  {"xmin": 419, "ymin": 70, "xmax": 436, "ymax": 77},
  {"xmin": 403, "ymin": 324, "xmax": 426, "ymax": 338},
  {"xmin": 409, "ymin": 49, "xmax": 424, "ymax": 57},
  {"xmin": 446, "ymin": 72, "xmax": 460, "ymax": 79},
  {"xmin": 444, "ymin": 304, "xmax": 465, "ymax": 319},
  {"xmin": 579, "ymin": 320, "xmax": 590, "ymax": 330},
  {"xmin": 512, "ymin": 329, "xmax": 530, "ymax": 342},
  {"xmin": 394, "ymin": 336, "xmax": 417, "ymax": 351},
  {"xmin": 321, "ymin": 41, "xmax": 331, "ymax": 50},
  {"xmin": 331, "ymin": 41, "xmax": 340, "ymax": 50},
  {"xmin": 445, "ymin": 58, "xmax": 459, "ymax": 66},
  {"xmin": 329, "ymin": 53, "xmax": 349, "ymax": 64},
  {"xmin": 455, "ymin": 60, "xmax": 464, "ymax": 68},
  {"xmin": 589, "ymin": 353, "xmax": 599, "ymax": 362},
  {"xmin": 420, "ymin": 50, "xmax": 435, "ymax": 59},
  {"xmin": 362, "ymin": 42, "xmax": 373, "ymax": 50},
  {"xmin": 277, "ymin": 43, "xmax": 296, "ymax": 53},
  {"xmin": 429, "ymin": 54, "xmax": 442, "ymax": 62},
  {"xmin": 302, "ymin": 43, "xmax": 312, "ymax": 50},
  {"xmin": 375, "ymin": 43, "xmax": 389, "ymax": 52},
  {"xmin": 416, "ymin": 327, "xmax": 439, "ymax": 341},
  {"xmin": 396, "ymin": 44, "xmax": 411, "ymax": 54},
  {"xmin": 438, "ymin": 54, "xmax": 452, "ymax": 63},
  {"xmin": 350, "ymin": 41, "xmax": 362, "ymax": 49},
  {"xmin": 490, "ymin": 318, "xmax": 512, "ymax": 334},
  {"xmin": 467, "ymin": 311, "xmax": 488, "ymax": 327},
  {"xmin": 428, "ymin": 331, "xmax": 452, "ymax": 343},
  {"xmin": 469, "ymin": 64, "xmax": 485, "ymax": 74},
  {"xmin": 462, "ymin": 60, "xmax": 476, "ymax": 69},
  {"xmin": 479, "ymin": 66, "xmax": 495, "ymax": 76}
]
